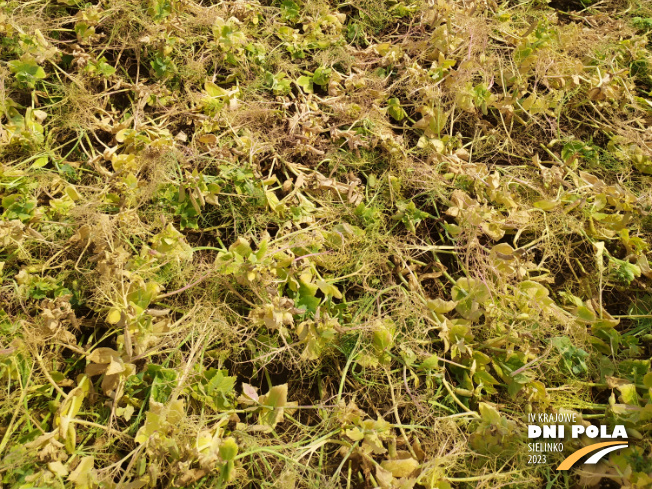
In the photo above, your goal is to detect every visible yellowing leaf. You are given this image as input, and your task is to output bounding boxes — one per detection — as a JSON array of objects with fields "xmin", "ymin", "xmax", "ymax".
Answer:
[
  {"xmin": 219, "ymin": 437, "xmax": 238, "ymax": 461},
  {"xmin": 576, "ymin": 305, "xmax": 596, "ymax": 322},
  {"xmin": 65, "ymin": 186, "xmax": 81, "ymax": 201},
  {"xmin": 106, "ymin": 308, "xmax": 122, "ymax": 324},
  {"xmin": 205, "ymin": 81, "xmax": 227, "ymax": 98},
  {"xmin": 376, "ymin": 465, "xmax": 394, "ymax": 487},
  {"xmin": 199, "ymin": 134, "xmax": 218, "ymax": 144},
  {"xmin": 48, "ymin": 460, "xmax": 69, "ymax": 477},
  {"xmin": 135, "ymin": 411, "xmax": 163, "ymax": 444},
  {"xmin": 533, "ymin": 200, "xmax": 559, "ymax": 211},
  {"xmin": 31, "ymin": 156, "xmax": 49, "ymax": 168},
  {"xmin": 56, "ymin": 376, "xmax": 91, "ymax": 452},
  {"xmin": 259, "ymin": 384, "xmax": 288, "ymax": 428},
  {"xmin": 316, "ymin": 279, "xmax": 342, "ymax": 299},
  {"xmin": 375, "ymin": 43, "xmax": 391, "ymax": 56},
  {"xmin": 116, "ymin": 404, "xmax": 135, "ymax": 422},
  {"xmin": 240, "ymin": 383, "xmax": 260, "ymax": 403},
  {"xmin": 111, "ymin": 153, "xmax": 138, "ymax": 172},
  {"xmin": 345, "ymin": 427, "xmax": 365, "ymax": 441},
  {"xmin": 33, "ymin": 110, "xmax": 48, "ymax": 122},
  {"xmin": 68, "ymin": 456, "xmax": 94, "ymax": 489},
  {"xmin": 115, "ymin": 129, "xmax": 129, "ymax": 143},
  {"xmin": 87, "ymin": 347, "xmax": 120, "ymax": 364},
  {"xmin": 266, "ymin": 190, "xmax": 283, "ymax": 213},
  {"xmin": 105, "ymin": 359, "xmax": 126, "ymax": 376},
  {"xmin": 373, "ymin": 327, "xmax": 394, "ymax": 352},
  {"xmin": 480, "ymin": 222, "xmax": 505, "ymax": 240},
  {"xmin": 617, "ymin": 384, "xmax": 639, "ymax": 406},
  {"xmin": 167, "ymin": 399, "xmax": 185, "ymax": 425},
  {"xmin": 426, "ymin": 298, "xmax": 457, "ymax": 313},
  {"xmin": 643, "ymin": 372, "xmax": 652, "ymax": 389},
  {"xmin": 380, "ymin": 457, "xmax": 419, "ymax": 478}
]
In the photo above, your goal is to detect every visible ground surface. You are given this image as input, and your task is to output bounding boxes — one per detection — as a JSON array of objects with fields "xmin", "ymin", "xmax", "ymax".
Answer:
[{"xmin": 1, "ymin": 0, "xmax": 652, "ymax": 487}]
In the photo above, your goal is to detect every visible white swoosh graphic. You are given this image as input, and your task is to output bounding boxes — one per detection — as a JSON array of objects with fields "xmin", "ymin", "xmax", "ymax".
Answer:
[{"xmin": 584, "ymin": 444, "xmax": 628, "ymax": 464}]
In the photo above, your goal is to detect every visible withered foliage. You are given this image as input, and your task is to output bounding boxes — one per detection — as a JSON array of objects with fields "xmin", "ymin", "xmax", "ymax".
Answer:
[{"xmin": 1, "ymin": 0, "xmax": 652, "ymax": 487}]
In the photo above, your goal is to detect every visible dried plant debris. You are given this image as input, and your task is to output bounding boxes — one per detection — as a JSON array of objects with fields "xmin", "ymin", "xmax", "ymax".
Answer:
[{"xmin": 1, "ymin": 0, "xmax": 652, "ymax": 487}]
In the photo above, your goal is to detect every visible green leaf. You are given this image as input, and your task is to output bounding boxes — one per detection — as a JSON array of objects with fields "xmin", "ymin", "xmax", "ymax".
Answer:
[
  {"xmin": 280, "ymin": 0, "xmax": 300, "ymax": 21},
  {"xmin": 296, "ymin": 75, "xmax": 314, "ymax": 93},
  {"xmin": 147, "ymin": 364, "xmax": 178, "ymax": 403},
  {"xmin": 372, "ymin": 321, "xmax": 394, "ymax": 352},
  {"xmin": 265, "ymin": 71, "xmax": 292, "ymax": 95},
  {"xmin": 313, "ymin": 67, "xmax": 331, "ymax": 86},
  {"xmin": 551, "ymin": 336, "xmax": 588, "ymax": 375},
  {"xmin": 451, "ymin": 277, "xmax": 490, "ymax": 319},
  {"xmin": 296, "ymin": 283, "xmax": 321, "ymax": 313},
  {"xmin": 8, "ymin": 57, "xmax": 46, "ymax": 87},
  {"xmin": 148, "ymin": 0, "xmax": 173, "ymax": 21},
  {"xmin": 576, "ymin": 305, "xmax": 596, "ymax": 322},
  {"xmin": 387, "ymin": 98, "xmax": 406, "ymax": 121},
  {"xmin": 203, "ymin": 369, "xmax": 236, "ymax": 410},
  {"xmin": 413, "ymin": 108, "xmax": 448, "ymax": 137},
  {"xmin": 96, "ymin": 60, "xmax": 116, "ymax": 77},
  {"xmin": 474, "ymin": 370, "xmax": 499, "ymax": 394},
  {"xmin": 419, "ymin": 355, "xmax": 440, "ymax": 370},
  {"xmin": 478, "ymin": 402, "xmax": 501, "ymax": 424}
]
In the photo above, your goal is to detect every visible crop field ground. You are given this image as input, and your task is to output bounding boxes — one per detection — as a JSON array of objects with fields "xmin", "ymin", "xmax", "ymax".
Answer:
[{"xmin": 1, "ymin": 0, "xmax": 652, "ymax": 487}]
